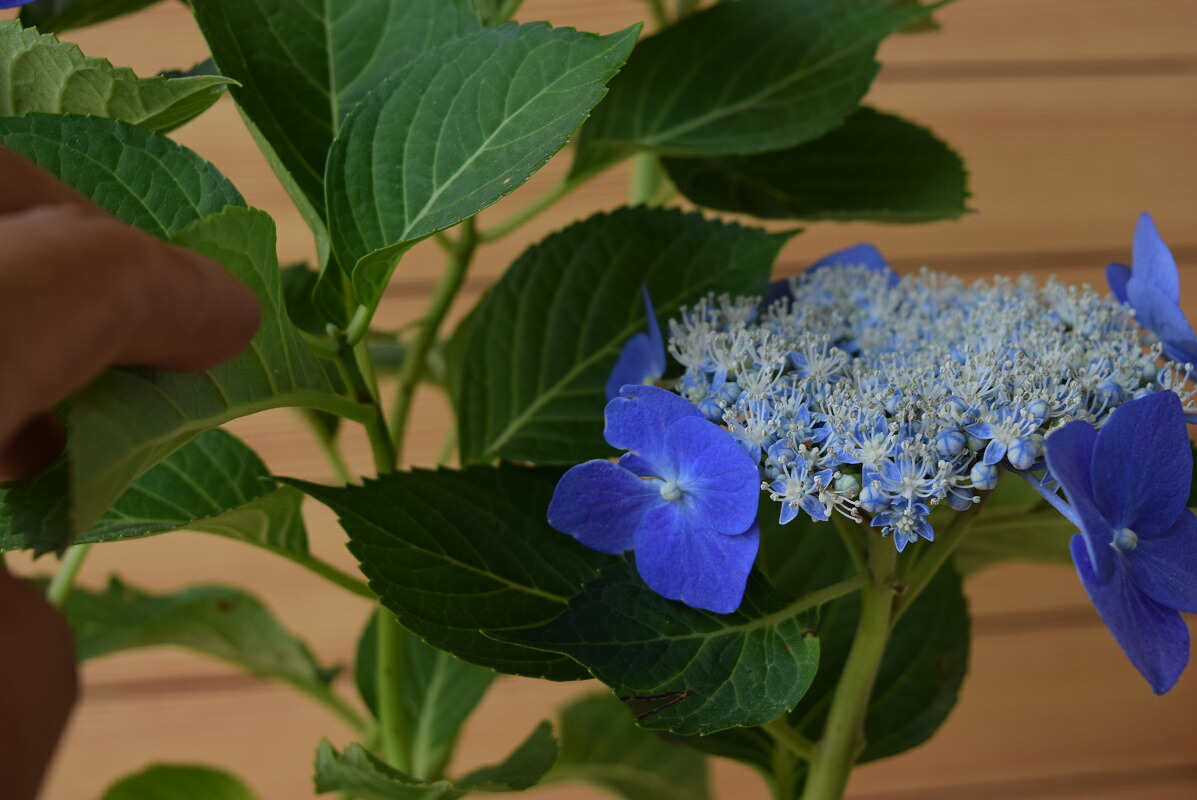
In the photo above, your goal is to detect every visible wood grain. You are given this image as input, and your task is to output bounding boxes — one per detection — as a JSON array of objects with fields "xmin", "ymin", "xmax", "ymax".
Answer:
[{"xmin": 2, "ymin": 1, "xmax": 1196, "ymax": 798}]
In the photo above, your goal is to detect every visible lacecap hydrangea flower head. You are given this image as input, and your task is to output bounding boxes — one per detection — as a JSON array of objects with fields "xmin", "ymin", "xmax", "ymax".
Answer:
[{"xmin": 549, "ymin": 218, "xmax": 1197, "ymax": 692}]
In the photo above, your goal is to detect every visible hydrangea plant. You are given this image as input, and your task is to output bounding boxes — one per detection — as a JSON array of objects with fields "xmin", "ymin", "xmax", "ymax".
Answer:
[{"xmin": 1, "ymin": 1, "xmax": 1193, "ymax": 799}]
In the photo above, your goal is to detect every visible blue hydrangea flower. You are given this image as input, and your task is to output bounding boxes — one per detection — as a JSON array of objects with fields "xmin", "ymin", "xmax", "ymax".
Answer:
[
  {"xmin": 605, "ymin": 285, "xmax": 666, "ymax": 401},
  {"xmin": 764, "ymin": 243, "xmax": 895, "ymax": 306},
  {"xmin": 1107, "ymin": 213, "xmax": 1197, "ymax": 366},
  {"xmin": 548, "ymin": 385, "xmax": 761, "ymax": 613},
  {"xmin": 1044, "ymin": 390, "xmax": 1197, "ymax": 693}
]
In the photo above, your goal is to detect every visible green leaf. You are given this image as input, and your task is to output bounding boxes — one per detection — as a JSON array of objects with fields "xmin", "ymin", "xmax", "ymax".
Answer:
[
  {"xmin": 0, "ymin": 21, "xmax": 231, "ymax": 132},
  {"xmin": 954, "ymin": 511, "xmax": 1076, "ymax": 575},
  {"xmin": 501, "ymin": 563, "xmax": 820, "ymax": 736},
  {"xmin": 18, "ymin": 0, "xmax": 165, "ymax": 33},
  {"xmin": 664, "ymin": 108, "xmax": 969, "ymax": 222},
  {"xmin": 452, "ymin": 207, "xmax": 786, "ymax": 465},
  {"xmin": 547, "ymin": 692, "xmax": 712, "ymax": 800},
  {"xmin": 290, "ymin": 466, "xmax": 612, "ymax": 680},
  {"xmin": 0, "ymin": 207, "xmax": 367, "ymax": 551},
  {"xmin": 191, "ymin": 0, "xmax": 483, "ymax": 219},
  {"xmin": 101, "ymin": 764, "xmax": 261, "ymax": 800},
  {"xmin": 0, "ymin": 113, "xmax": 244, "ymax": 239},
  {"xmin": 325, "ymin": 22, "xmax": 640, "ymax": 313},
  {"xmin": 314, "ymin": 722, "xmax": 557, "ymax": 800},
  {"xmin": 64, "ymin": 577, "xmax": 338, "ymax": 698},
  {"xmin": 354, "ymin": 615, "xmax": 497, "ymax": 780},
  {"xmin": 572, "ymin": 0, "xmax": 927, "ymax": 176},
  {"xmin": 0, "ymin": 429, "xmax": 307, "ymax": 556}
]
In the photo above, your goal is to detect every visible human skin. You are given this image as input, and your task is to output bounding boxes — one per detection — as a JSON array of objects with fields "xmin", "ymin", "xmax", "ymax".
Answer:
[{"xmin": 0, "ymin": 146, "xmax": 261, "ymax": 799}]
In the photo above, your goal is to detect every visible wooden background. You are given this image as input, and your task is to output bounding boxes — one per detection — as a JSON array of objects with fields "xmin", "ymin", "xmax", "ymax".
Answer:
[{"xmin": 4, "ymin": 1, "xmax": 1197, "ymax": 798}]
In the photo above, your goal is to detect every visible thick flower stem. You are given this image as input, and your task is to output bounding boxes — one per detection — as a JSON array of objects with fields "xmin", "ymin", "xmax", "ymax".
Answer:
[
  {"xmin": 376, "ymin": 606, "xmax": 411, "ymax": 772},
  {"xmin": 46, "ymin": 542, "xmax": 92, "ymax": 607},
  {"xmin": 800, "ymin": 531, "xmax": 898, "ymax": 800}
]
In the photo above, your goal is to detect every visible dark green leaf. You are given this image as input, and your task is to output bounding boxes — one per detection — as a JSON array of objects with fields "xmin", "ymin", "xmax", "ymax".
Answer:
[
  {"xmin": 572, "ymin": 0, "xmax": 927, "ymax": 176},
  {"xmin": 353, "ymin": 614, "xmax": 496, "ymax": 780},
  {"xmin": 290, "ymin": 466, "xmax": 613, "ymax": 680},
  {"xmin": 501, "ymin": 563, "xmax": 820, "ymax": 735},
  {"xmin": 0, "ymin": 114, "xmax": 243, "ymax": 239},
  {"xmin": 191, "ymin": 0, "xmax": 482, "ymax": 219},
  {"xmin": 547, "ymin": 692, "xmax": 711, "ymax": 800},
  {"xmin": 19, "ymin": 0, "xmax": 164, "ymax": 33},
  {"xmin": 325, "ymin": 22, "xmax": 639, "ymax": 313},
  {"xmin": 452, "ymin": 207, "xmax": 785, "ymax": 465},
  {"xmin": 281, "ymin": 263, "xmax": 333, "ymax": 337},
  {"xmin": 64, "ymin": 577, "xmax": 339, "ymax": 697},
  {"xmin": 314, "ymin": 722, "xmax": 556, "ymax": 800},
  {"xmin": 0, "ymin": 21, "xmax": 230, "ymax": 132},
  {"xmin": 664, "ymin": 107, "xmax": 969, "ymax": 222},
  {"xmin": 101, "ymin": 764, "xmax": 261, "ymax": 800},
  {"xmin": 0, "ymin": 429, "xmax": 307, "ymax": 556}
]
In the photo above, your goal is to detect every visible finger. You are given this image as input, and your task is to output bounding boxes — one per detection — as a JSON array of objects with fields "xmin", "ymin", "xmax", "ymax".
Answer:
[
  {"xmin": 0, "ymin": 414, "xmax": 65, "ymax": 482},
  {"xmin": 0, "ymin": 204, "xmax": 261, "ymax": 450},
  {"xmin": 0, "ymin": 146, "xmax": 97, "ymax": 215}
]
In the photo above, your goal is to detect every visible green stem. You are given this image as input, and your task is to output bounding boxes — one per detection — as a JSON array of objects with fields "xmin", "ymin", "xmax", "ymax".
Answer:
[
  {"xmin": 478, "ymin": 177, "xmax": 583, "ymax": 243},
  {"xmin": 309, "ymin": 684, "xmax": 370, "ymax": 734},
  {"xmin": 376, "ymin": 606, "xmax": 411, "ymax": 771},
  {"xmin": 297, "ymin": 409, "xmax": 353, "ymax": 486},
  {"xmin": 800, "ymin": 530, "xmax": 898, "ymax": 800},
  {"xmin": 831, "ymin": 513, "xmax": 867, "ymax": 572},
  {"xmin": 771, "ymin": 738, "xmax": 800, "ymax": 800},
  {"xmin": 287, "ymin": 551, "xmax": 374, "ymax": 600},
  {"xmin": 390, "ymin": 219, "xmax": 478, "ymax": 458},
  {"xmin": 764, "ymin": 718, "xmax": 815, "ymax": 761},
  {"xmin": 496, "ymin": 0, "xmax": 524, "ymax": 23},
  {"xmin": 892, "ymin": 497, "xmax": 987, "ymax": 623},
  {"xmin": 630, "ymin": 153, "xmax": 664, "ymax": 205},
  {"xmin": 46, "ymin": 543, "xmax": 92, "ymax": 607},
  {"xmin": 434, "ymin": 429, "xmax": 458, "ymax": 467},
  {"xmin": 642, "ymin": 0, "xmax": 669, "ymax": 28}
]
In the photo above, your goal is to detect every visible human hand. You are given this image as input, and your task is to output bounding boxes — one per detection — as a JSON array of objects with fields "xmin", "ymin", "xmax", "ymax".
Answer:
[{"xmin": 0, "ymin": 145, "xmax": 261, "ymax": 479}]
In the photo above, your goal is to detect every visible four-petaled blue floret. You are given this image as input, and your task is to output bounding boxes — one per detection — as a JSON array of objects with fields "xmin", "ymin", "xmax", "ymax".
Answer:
[
  {"xmin": 548, "ymin": 385, "xmax": 761, "ymax": 614},
  {"xmin": 1044, "ymin": 390, "xmax": 1197, "ymax": 694}
]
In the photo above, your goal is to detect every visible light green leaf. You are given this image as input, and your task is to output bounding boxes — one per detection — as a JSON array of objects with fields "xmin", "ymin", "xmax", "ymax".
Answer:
[
  {"xmin": 101, "ymin": 764, "xmax": 261, "ymax": 800},
  {"xmin": 452, "ymin": 207, "xmax": 786, "ymax": 465},
  {"xmin": 954, "ymin": 512, "xmax": 1076, "ymax": 575},
  {"xmin": 325, "ymin": 22, "xmax": 639, "ymax": 313},
  {"xmin": 64, "ymin": 577, "xmax": 339, "ymax": 698},
  {"xmin": 501, "ymin": 564, "xmax": 820, "ymax": 736},
  {"xmin": 314, "ymin": 722, "xmax": 556, "ymax": 800},
  {"xmin": 548, "ymin": 693, "xmax": 712, "ymax": 800},
  {"xmin": 354, "ymin": 615, "xmax": 497, "ymax": 780},
  {"xmin": 0, "ymin": 429, "xmax": 307, "ymax": 556},
  {"xmin": 191, "ymin": 0, "xmax": 482, "ymax": 219},
  {"xmin": 0, "ymin": 113, "xmax": 244, "ymax": 239},
  {"xmin": 18, "ymin": 0, "xmax": 165, "ymax": 34},
  {"xmin": 0, "ymin": 21, "xmax": 230, "ymax": 132},
  {"xmin": 289, "ymin": 466, "xmax": 613, "ymax": 680},
  {"xmin": 572, "ymin": 0, "xmax": 926, "ymax": 176},
  {"xmin": 664, "ymin": 107, "xmax": 970, "ymax": 222}
]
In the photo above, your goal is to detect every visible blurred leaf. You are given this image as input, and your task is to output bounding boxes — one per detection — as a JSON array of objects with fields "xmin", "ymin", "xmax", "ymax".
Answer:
[
  {"xmin": 326, "ymin": 22, "xmax": 639, "ymax": 314},
  {"xmin": 354, "ymin": 614, "xmax": 496, "ymax": 779},
  {"xmin": 547, "ymin": 692, "xmax": 711, "ymax": 800},
  {"xmin": 0, "ymin": 21, "xmax": 230, "ymax": 132},
  {"xmin": 502, "ymin": 563, "xmax": 820, "ymax": 736},
  {"xmin": 572, "ymin": 0, "xmax": 928, "ymax": 176},
  {"xmin": 0, "ymin": 113, "xmax": 243, "ymax": 239},
  {"xmin": 954, "ymin": 511, "xmax": 1076, "ymax": 575},
  {"xmin": 290, "ymin": 466, "xmax": 613, "ymax": 680},
  {"xmin": 65, "ymin": 577, "xmax": 339, "ymax": 696},
  {"xmin": 0, "ymin": 429, "xmax": 307, "ymax": 557},
  {"xmin": 664, "ymin": 108, "xmax": 969, "ymax": 222},
  {"xmin": 100, "ymin": 764, "xmax": 261, "ymax": 800},
  {"xmin": 19, "ymin": 0, "xmax": 165, "ymax": 33},
  {"xmin": 314, "ymin": 722, "xmax": 556, "ymax": 799},
  {"xmin": 452, "ymin": 207, "xmax": 785, "ymax": 465}
]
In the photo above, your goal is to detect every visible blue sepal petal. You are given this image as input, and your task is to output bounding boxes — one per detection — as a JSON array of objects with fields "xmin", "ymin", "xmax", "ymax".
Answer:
[
  {"xmin": 1106, "ymin": 263, "xmax": 1131, "ymax": 304},
  {"xmin": 1044, "ymin": 420, "xmax": 1117, "ymax": 581},
  {"xmin": 1132, "ymin": 212, "xmax": 1180, "ymax": 303},
  {"xmin": 1126, "ymin": 509, "xmax": 1197, "ymax": 613},
  {"xmin": 633, "ymin": 507, "xmax": 759, "ymax": 614},
  {"xmin": 1090, "ymin": 390, "xmax": 1191, "ymax": 537},
  {"xmin": 808, "ymin": 243, "xmax": 897, "ymax": 286},
  {"xmin": 604, "ymin": 286, "xmax": 667, "ymax": 401},
  {"xmin": 663, "ymin": 416, "xmax": 761, "ymax": 536},
  {"xmin": 547, "ymin": 460, "xmax": 661, "ymax": 555},
  {"xmin": 604, "ymin": 385, "xmax": 702, "ymax": 470},
  {"xmin": 1071, "ymin": 535, "xmax": 1190, "ymax": 694},
  {"xmin": 1126, "ymin": 279, "xmax": 1197, "ymax": 361}
]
